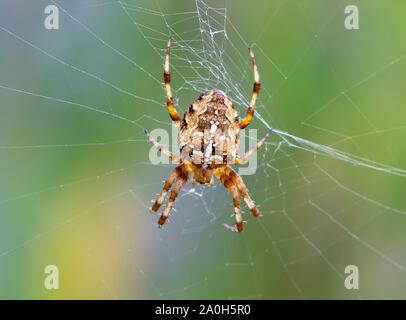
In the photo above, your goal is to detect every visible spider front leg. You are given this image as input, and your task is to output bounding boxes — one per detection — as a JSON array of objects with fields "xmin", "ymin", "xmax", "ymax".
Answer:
[
  {"xmin": 164, "ymin": 36, "xmax": 181, "ymax": 127},
  {"xmin": 151, "ymin": 166, "xmax": 181, "ymax": 212},
  {"xmin": 225, "ymin": 166, "xmax": 260, "ymax": 217},
  {"xmin": 235, "ymin": 129, "xmax": 272, "ymax": 165},
  {"xmin": 215, "ymin": 169, "xmax": 243, "ymax": 232},
  {"xmin": 158, "ymin": 170, "xmax": 189, "ymax": 227},
  {"xmin": 239, "ymin": 48, "xmax": 260, "ymax": 129}
]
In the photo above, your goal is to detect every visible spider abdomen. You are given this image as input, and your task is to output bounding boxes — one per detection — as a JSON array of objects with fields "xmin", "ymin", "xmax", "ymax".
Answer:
[{"xmin": 179, "ymin": 89, "xmax": 240, "ymax": 167}]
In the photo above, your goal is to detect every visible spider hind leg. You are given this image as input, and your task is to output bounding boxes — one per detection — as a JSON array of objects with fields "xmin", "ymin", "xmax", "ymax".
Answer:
[
  {"xmin": 164, "ymin": 37, "xmax": 181, "ymax": 127},
  {"xmin": 239, "ymin": 48, "xmax": 260, "ymax": 129}
]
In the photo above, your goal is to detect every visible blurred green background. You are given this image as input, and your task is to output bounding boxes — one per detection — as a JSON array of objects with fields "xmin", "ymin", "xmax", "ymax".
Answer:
[{"xmin": 0, "ymin": 0, "xmax": 405, "ymax": 299}]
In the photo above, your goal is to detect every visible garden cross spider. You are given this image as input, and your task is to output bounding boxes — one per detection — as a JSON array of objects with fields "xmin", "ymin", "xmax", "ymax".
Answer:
[{"xmin": 145, "ymin": 37, "xmax": 271, "ymax": 232}]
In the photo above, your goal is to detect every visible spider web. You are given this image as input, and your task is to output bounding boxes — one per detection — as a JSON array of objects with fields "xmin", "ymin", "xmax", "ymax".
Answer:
[{"xmin": 0, "ymin": 0, "xmax": 405, "ymax": 299}]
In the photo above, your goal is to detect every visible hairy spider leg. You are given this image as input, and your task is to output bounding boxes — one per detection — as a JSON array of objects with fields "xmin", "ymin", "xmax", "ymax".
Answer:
[
  {"xmin": 144, "ymin": 129, "xmax": 180, "ymax": 163},
  {"xmin": 215, "ymin": 169, "xmax": 243, "ymax": 232},
  {"xmin": 158, "ymin": 170, "xmax": 189, "ymax": 227},
  {"xmin": 164, "ymin": 36, "xmax": 181, "ymax": 127},
  {"xmin": 240, "ymin": 48, "xmax": 260, "ymax": 129},
  {"xmin": 151, "ymin": 165, "xmax": 182, "ymax": 212},
  {"xmin": 225, "ymin": 165, "xmax": 260, "ymax": 217},
  {"xmin": 234, "ymin": 129, "xmax": 272, "ymax": 165}
]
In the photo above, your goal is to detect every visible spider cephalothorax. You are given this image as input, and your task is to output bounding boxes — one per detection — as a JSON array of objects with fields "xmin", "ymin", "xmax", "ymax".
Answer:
[{"xmin": 145, "ymin": 37, "xmax": 271, "ymax": 232}]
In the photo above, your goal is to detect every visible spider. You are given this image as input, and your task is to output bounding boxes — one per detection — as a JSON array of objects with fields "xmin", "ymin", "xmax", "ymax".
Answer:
[{"xmin": 144, "ymin": 37, "xmax": 271, "ymax": 232}]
